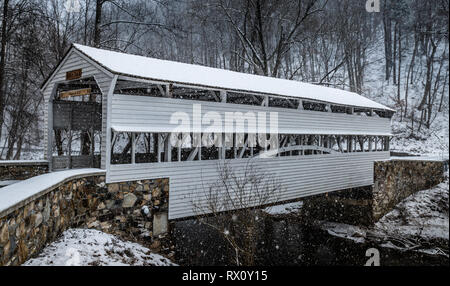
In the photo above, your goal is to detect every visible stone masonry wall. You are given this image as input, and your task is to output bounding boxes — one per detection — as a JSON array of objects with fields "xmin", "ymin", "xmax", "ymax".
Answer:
[
  {"xmin": 0, "ymin": 161, "xmax": 48, "ymax": 181},
  {"xmin": 372, "ymin": 159, "xmax": 445, "ymax": 221},
  {"xmin": 92, "ymin": 179, "xmax": 170, "ymax": 247},
  {"xmin": 301, "ymin": 159, "xmax": 445, "ymax": 225},
  {"xmin": 0, "ymin": 175, "xmax": 169, "ymax": 266}
]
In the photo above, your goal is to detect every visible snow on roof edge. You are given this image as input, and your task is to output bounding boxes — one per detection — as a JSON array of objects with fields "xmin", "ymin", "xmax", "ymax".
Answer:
[{"xmin": 72, "ymin": 44, "xmax": 394, "ymax": 112}]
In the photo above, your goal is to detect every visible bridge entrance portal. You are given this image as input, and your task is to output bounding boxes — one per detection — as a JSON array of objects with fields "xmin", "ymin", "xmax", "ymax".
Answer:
[{"xmin": 51, "ymin": 77, "xmax": 102, "ymax": 170}]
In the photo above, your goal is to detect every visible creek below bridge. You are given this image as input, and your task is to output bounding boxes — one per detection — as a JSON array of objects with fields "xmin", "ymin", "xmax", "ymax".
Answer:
[{"xmin": 170, "ymin": 214, "xmax": 449, "ymax": 266}]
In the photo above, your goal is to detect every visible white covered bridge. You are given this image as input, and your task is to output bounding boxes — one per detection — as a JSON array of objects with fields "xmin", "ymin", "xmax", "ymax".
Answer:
[{"xmin": 41, "ymin": 44, "xmax": 393, "ymax": 220}]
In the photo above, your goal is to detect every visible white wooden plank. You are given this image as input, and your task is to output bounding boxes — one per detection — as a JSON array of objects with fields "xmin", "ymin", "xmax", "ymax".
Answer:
[
  {"xmin": 110, "ymin": 94, "xmax": 392, "ymax": 136},
  {"xmin": 107, "ymin": 151, "xmax": 389, "ymax": 219}
]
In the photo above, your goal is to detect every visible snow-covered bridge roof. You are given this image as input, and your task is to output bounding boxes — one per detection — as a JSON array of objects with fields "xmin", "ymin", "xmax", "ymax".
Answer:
[{"xmin": 68, "ymin": 44, "xmax": 392, "ymax": 111}]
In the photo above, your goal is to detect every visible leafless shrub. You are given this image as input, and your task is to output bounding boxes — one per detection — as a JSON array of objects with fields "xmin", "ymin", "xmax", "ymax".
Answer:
[{"xmin": 193, "ymin": 160, "xmax": 283, "ymax": 266}]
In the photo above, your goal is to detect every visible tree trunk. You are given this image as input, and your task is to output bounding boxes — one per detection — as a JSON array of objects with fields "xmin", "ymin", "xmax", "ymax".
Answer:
[
  {"xmin": 427, "ymin": 52, "xmax": 444, "ymax": 128},
  {"xmin": 13, "ymin": 136, "xmax": 23, "ymax": 160},
  {"xmin": 397, "ymin": 25, "xmax": 402, "ymax": 120},
  {"xmin": 0, "ymin": 0, "xmax": 9, "ymax": 144},
  {"xmin": 404, "ymin": 37, "xmax": 418, "ymax": 119},
  {"xmin": 54, "ymin": 130, "xmax": 64, "ymax": 156},
  {"xmin": 438, "ymin": 70, "xmax": 448, "ymax": 112},
  {"xmin": 418, "ymin": 40, "xmax": 437, "ymax": 112},
  {"xmin": 392, "ymin": 22, "xmax": 397, "ymax": 85},
  {"xmin": 93, "ymin": 0, "xmax": 103, "ymax": 47},
  {"xmin": 383, "ymin": 5, "xmax": 392, "ymax": 81}
]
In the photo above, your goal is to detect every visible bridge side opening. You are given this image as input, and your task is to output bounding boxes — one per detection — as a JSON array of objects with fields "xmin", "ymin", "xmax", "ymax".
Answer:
[{"xmin": 110, "ymin": 131, "xmax": 391, "ymax": 164}]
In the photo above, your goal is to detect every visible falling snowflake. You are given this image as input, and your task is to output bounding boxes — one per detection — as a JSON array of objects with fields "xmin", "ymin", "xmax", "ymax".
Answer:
[{"xmin": 224, "ymin": 229, "xmax": 230, "ymax": 236}]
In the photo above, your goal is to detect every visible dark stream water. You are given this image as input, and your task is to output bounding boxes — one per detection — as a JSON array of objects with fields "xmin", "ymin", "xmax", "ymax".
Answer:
[{"xmin": 171, "ymin": 217, "xmax": 449, "ymax": 266}]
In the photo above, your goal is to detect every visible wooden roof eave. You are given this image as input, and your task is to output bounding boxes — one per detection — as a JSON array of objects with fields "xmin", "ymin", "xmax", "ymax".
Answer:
[{"xmin": 40, "ymin": 45, "xmax": 114, "ymax": 92}]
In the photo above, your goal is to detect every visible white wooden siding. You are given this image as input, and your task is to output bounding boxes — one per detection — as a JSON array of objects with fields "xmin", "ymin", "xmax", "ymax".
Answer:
[
  {"xmin": 111, "ymin": 94, "xmax": 392, "ymax": 135},
  {"xmin": 108, "ymin": 152, "xmax": 389, "ymax": 219},
  {"xmin": 41, "ymin": 50, "xmax": 113, "ymax": 169}
]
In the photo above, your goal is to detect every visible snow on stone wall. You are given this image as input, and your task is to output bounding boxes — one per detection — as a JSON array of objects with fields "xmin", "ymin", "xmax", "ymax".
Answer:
[{"xmin": 0, "ymin": 172, "xmax": 169, "ymax": 266}]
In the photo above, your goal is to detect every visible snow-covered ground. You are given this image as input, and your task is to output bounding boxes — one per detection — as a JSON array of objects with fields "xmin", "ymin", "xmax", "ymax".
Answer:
[
  {"xmin": 23, "ymin": 229, "xmax": 176, "ymax": 266},
  {"xmin": 264, "ymin": 201, "xmax": 304, "ymax": 215},
  {"xmin": 390, "ymin": 113, "xmax": 449, "ymax": 158},
  {"xmin": 362, "ymin": 34, "xmax": 449, "ymax": 159},
  {"xmin": 262, "ymin": 169, "xmax": 449, "ymax": 257},
  {"xmin": 375, "ymin": 180, "xmax": 449, "ymax": 241}
]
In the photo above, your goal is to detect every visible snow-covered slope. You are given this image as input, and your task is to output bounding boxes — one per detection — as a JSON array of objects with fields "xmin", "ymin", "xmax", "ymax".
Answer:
[
  {"xmin": 23, "ymin": 229, "xmax": 176, "ymax": 266},
  {"xmin": 375, "ymin": 180, "xmax": 449, "ymax": 241},
  {"xmin": 318, "ymin": 177, "xmax": 449, "ymax": 256}
]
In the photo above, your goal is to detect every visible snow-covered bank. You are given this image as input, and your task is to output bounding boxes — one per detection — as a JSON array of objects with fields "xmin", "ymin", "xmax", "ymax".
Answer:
[
  {"xmin": 264, "ymin": 201, "xmax": 304, "ymax": 215},
  {"xmin": 375, "ymin": 180, "xmax": 449, "ymax": 241},
  {"xmin": 318, "ymin": 178, "xmax": 449, "ymax": 256},
  {"xmin": 389, "ymin": 103, "xmax": 449, "ymax": 158},
  {"xmin": 23, "ymin": 229, "xmax": 177, "ymax": 266},
  {"xmin": 263, "ymin": 175, "xmax": 449, "ymax": 257}
]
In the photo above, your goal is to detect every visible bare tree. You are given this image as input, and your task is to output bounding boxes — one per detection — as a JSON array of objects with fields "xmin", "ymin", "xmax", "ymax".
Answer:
[
  {"xmin": 0, "ymin": 0, "xmax": 9, "ymax": 144},
  {"xmin": 217, "ymin": 0, "xmax": 323, "ymax": 77},
  {"xmin": 0, "ymin": 0, "xmax": 447, "ymax": 159},
  {"xmin": 93, "ymin": 0, "xmax": 103, "ymax": 47},
  {"xmin": 193, "ymin": 161, "xmax": 283, "ymax": 266}
]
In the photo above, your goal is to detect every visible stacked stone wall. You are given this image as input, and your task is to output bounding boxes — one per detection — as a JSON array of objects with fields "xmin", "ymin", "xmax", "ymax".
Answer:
[
  {"xmin": 0, "ymin": 161, "xmax": 48, "ymax": 181},
  {"xmin": 372, "ymin": 159, "xmax": 445, "ymax": 220},
  {"xmin": 0, "ymin": 174, "xmax": 169, "ymax": 266}
]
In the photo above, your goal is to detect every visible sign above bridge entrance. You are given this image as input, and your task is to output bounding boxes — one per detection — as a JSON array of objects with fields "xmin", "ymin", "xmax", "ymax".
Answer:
[
  {"xmin": 66, "ymin": 68, "xmax": 82, "ymax": 80},
  {"xmin": 60, "ymin": 88, "xmax": 91, "ymax": 99}
]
